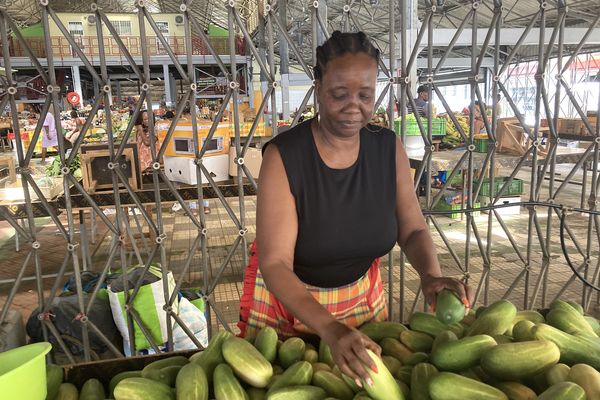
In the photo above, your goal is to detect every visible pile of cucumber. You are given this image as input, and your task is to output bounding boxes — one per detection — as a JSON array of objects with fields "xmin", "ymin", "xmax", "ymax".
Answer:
[{"xmin": 45, "ymin": 294, "xmax": 600, "ymax": 400}]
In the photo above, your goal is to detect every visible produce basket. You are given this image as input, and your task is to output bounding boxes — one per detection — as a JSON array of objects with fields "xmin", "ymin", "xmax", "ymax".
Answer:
[{"xmin": 394, "ymin": 117, "xmax": 446, "ymax": 137}]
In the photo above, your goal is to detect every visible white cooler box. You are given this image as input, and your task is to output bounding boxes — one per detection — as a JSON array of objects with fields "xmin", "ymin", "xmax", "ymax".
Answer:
[
  {"xmin": 480, "ymin": 195, "xmax": 522, "ymax": 216},
  {"xmin": 164, "ymin": 154, "xmax": 229, "ymax": 185}
]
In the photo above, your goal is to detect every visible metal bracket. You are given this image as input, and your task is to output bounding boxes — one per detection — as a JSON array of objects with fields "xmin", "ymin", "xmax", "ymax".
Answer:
[
  {"xmin": 270, "ymin": 81, "xmax": 279, "ymax": 88},
  {"xmin": 472, "ymin": 1, "xmax": 480, "ymax": 9},
  {"xmin": 32, "ymin": 241, "xmax": 40, "ymax": 249},
  {"xmin": 90, "ymin": 3, "xmax": 98, "ymax": 12},
  {"xmin": 60, "ymin": 166, "xmax": 70, "ymax": 175},
  {"xmin": 227, "ymin": 0, "xmax": 235, "ymax": 8},
  {"xmin": 136, "ymin": 0, "xmax": 145, "ymax": 8},
  {"xmin": 239, "ymin": 228, "xmax": 247, "ymax": 237},
  {"xmin": 67, "ymin": 243, "xmax": 79, "ymax": 252},
  {"xmin": 265, "ymin": 4, "xmax": 272, "ymax": 13},
  {"xmin": 343, "ymin": 5, "xmax": 350, "ymax": 12},
  {"xmin": 594, "ymin": 137, "xmax": 600, "ymax": 144},
  {"xmin": 430, "ymin": 5, "xmax": 437, "ymax": 13},
  {"xmin": 194, "ymin": 158, "xmax": 203, "ymax": 166},
  {"xmin": 7, "ymin": 87, "xmax": 17, "ymax": 95},
  {"xmin": 468, "ymin": 144, "xmax": 476, "ymax": 152},
  {"xmin": 141, "ymin": 83, "xmax": 149, "ymax": 92},
  {"xmin": 152, "ymin": 162, "xmax": 161, "ymax": 170},
  {"xmin": 312, "ymin": 1, "xmax": 319, "ymax": 9},
  {"xmin": 39, "ymin": 0, "xmax": 49, "ymax": 6},
  {"xmin": 388, "ymin": 77, "xmax": 395, "ymax": 84},
  {"xmin": 17, "ymin": 166, "xmax": 32, "ymax": 175},
  {"xmin": 228, "ymin": 81, "xmax": 239, "ymax": 89},
  {"xmin": 163, "ymin": 305, "xmax": 173, "ymax": 313},
  {"xmin": 190, "ymin": 83, "xmax": 197, "ymax": 91},
  {"xmin": 201, "ymin": 228, "xmax": 207, "ymax": 236},
  {"xmin": 107, "ymin": 162, "xmax": 116, "ymax": 170},
  {"xmin": 426, "ymin": 77, "xmax": 434, "ymax": 84},
  {"xmin": 102, "ymin": 85, "xmax": 111, "ymax": 93},
  {"xmin": 155, "ymin": 233, "xmax": 167, "ymax": 244},
  {"xmin": 179, "ymin": 4, "xmax": 187, "ymax": 12},
  {"xmin": 236, "ymin": 157, "xmax": 245, "ymax": 166},
  {"xmin": 540, "ymin": 1, "xmax": 548, "ymax": 10}
]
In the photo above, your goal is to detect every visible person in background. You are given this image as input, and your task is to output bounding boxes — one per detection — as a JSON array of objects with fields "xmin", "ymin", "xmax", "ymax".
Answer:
[
  {"xmin": 495, "ymin": 94, "xmax": 503, "ymax": 117},
  {"xmin": 135, "ymin": 110, "xmax": 159, "ymax": 173},
  {"xmin": 407, "ymin": 84, "xmax": 430, "ymax": 117},
  {"xmin": 41, "ymin": 112, "xmax": 58, "ymax": 163},
  {"xmin": 163, "ymin": 108, "xmax": 175, "ymax": 120},
  {"xmin": 238, "ymin": 31, "xmax": 473, "ymax": 386},
  {"xmin": 473, "ymin": 100, "xmax": 487, "ymax": 134},
  {"xmin": 65, "ymin": 110, "xmax": 84, "ymax": 145}
]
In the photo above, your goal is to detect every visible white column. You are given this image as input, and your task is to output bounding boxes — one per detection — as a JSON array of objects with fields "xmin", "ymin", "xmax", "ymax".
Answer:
[{"xmin": 71, "ymin": 65, "xmax": 83, "ymax": 108}]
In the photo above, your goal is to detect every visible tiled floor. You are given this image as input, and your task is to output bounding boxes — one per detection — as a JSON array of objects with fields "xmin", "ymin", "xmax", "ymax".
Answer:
[{"xmin": 1, "ymin": 156, "xmax": 599, "ymax": 349}]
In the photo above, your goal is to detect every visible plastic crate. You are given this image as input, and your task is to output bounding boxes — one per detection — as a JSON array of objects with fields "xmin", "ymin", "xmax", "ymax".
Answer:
[
  {"xmin": 432, "ymin": 201, "xmax": 481, "ymax": 220},
  {"xmin": 479, "ymin": 177, "xmax": 523, "ymax": 197},
  {"xmin": 474, "ymin": 138, "xmax": 489, "ymax": 153},
  {"xmin": 394, "ymin": 118, "xmax": 446, "ymax": 137}
]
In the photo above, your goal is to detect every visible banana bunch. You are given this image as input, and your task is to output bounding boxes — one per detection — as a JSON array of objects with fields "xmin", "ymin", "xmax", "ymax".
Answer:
[{"xmin": 442, "ymin": 113, "xmax": 468, "ymax": 148}]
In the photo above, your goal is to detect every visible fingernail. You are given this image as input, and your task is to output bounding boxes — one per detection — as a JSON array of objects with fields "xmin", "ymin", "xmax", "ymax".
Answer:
[
  {"xmin": 355, "ymin": 378, "xmax": 363, "ymax": 388},
  {"xmin": 366, "ymin": 377, "xmax": 374, "ymax": 387},
  {"xmin": 371, "ymin": 363, "xmax": 378, "ymax": 373},
  {"xmin": 462, "ymin": 298, "xmax": 470, "ymax": 307}
]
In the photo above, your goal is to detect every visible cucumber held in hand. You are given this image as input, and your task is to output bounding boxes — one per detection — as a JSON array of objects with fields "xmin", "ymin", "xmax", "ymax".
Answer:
[{"xmin": 435, "ymin": 290, "xmax": 466, "ymax": 325}]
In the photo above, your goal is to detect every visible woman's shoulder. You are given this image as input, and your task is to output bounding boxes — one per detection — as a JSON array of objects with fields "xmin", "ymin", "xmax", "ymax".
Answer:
[{"xmin": 263, "ymin": 119, "xmax": 312, "ymax": 154}]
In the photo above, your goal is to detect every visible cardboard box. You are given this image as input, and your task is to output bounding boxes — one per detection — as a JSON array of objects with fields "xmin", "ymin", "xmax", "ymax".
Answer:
[
  {"xmin": 229, "ymin": 146, "xmax": 262, "ymax": 179},
  {"xmin": 164, "ymin": 154, "xmax": 229, "ymax": 185},
  {"xmin": 80, "ymin": 143, "xmax": 140, "ymax": 193},
  {"xmin": 557, "ymin": 118, "xmax": 585, "ymax": 135}
]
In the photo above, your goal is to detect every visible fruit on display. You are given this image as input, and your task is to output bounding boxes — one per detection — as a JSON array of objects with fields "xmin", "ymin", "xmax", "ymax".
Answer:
[
  {"xmin": 435, "ymin": 289, "xmax": 466, "ymax": 325},
  {"xmin": 42, "ymin": 298, "xmax": 600, "ymax": 400}
]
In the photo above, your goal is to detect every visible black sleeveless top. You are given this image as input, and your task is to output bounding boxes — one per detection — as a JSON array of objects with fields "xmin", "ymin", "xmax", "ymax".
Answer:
[{"xmin": 265, "ymin": 119, "xmax": 398, "ymax": 288}]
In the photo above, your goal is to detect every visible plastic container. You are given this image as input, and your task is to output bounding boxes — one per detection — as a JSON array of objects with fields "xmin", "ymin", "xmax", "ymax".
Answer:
[
  {"xmin": 479, "ymin": 177, "xmax": 524, "ymax": 197},
  {"xmin": 0, "ymin": 342, "xmax": 52, "ymax": 400},
  {"xmin": 394, "ymin": 118, "xmax": 446, "ymax": 137}
]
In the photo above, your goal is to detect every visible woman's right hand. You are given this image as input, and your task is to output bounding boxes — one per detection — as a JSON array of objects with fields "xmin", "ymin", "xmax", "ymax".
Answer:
[{"xmin": 319, "ymin": 320, "xmax": 381, "ymax": 388}]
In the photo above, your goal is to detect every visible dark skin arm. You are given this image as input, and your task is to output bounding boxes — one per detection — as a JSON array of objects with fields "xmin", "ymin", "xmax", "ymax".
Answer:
[
  {"xmin": 257, "ymin": 144, "xmax": 380, "ymax": 388},
  {"xmin": 394, "ymin": 138, "xmax": 474, "ymax": 308}
]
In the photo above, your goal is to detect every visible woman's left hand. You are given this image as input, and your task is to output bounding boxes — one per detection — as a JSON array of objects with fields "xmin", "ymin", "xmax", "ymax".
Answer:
[{"xmin": 421, "ymin": 275, "xmax": 475, "ymax": 312}]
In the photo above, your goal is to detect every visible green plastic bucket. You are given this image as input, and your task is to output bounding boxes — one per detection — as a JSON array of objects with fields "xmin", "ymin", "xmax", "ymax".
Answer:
[{"xmin": 0, "ymin": 342, "xmax": 52, "ymax": 400}]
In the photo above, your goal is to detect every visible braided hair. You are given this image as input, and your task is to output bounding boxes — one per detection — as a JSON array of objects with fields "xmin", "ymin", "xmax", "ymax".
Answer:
[{"xmin": 313, "ymin": 31, "xmax": 380, "ymax": 81}]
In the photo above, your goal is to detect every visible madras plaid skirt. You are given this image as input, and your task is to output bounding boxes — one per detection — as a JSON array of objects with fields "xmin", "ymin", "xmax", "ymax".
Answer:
[{"xmin": 238, "ymin": 241, "xmax": 388, "ymax": 338}]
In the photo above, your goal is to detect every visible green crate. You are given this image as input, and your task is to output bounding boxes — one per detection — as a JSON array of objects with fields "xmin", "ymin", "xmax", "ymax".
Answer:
[
  {"xmin": 432, "ymin": 201, "xmax": 481, "ymax": 220},
  {"xmin": 394, "ymin": 118, "xmax": 446, "ymax": 136},
  {"xmin": 474, "ymin": 138, "xmax": 489, "ymax": 153},
  {"xmin": 478, "ymin": 177, "xmax": 523, "ymax": 197}
]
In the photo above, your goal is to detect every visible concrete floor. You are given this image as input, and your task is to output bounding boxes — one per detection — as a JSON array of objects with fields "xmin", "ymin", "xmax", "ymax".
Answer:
[{"xmin": 1, "ymin": 155, "xmax": 599, "ymax": 347}]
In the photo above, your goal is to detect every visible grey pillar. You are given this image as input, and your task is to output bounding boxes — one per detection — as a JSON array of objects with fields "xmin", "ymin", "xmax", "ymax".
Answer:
[
  {"xmin": 115, "ymin": 80, "xmax": 121, "ymax": 104},
  {"xmin": 398, "ymin": 0, "xmax": 419, "ymax": 99},
  {"xmin": 71, "ymin": 65, "xmax": 82, "ymax": 107},
  {"xmin": 257, "ymin": 5, "xmax": 270, "ymax": 126},
  {"xmin": 279, "ymin": 0, "xmax": 290, "ymax": 121},
  {"xmin": 163, "ymin": 64, "xmax": 173, "ymax": 106}
]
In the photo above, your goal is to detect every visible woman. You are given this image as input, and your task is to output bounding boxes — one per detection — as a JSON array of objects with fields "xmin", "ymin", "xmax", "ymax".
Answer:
[
  {"xmin": 135, "ymin": 110, "xmax": 158, "ymax": 172},
  {"xmin": 65, "ymin": 110, "xmax": 84, "ymax": 145},
  {"xmin": 238, "ymin": 31, "xmax": 473, "ymax": 386}
]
